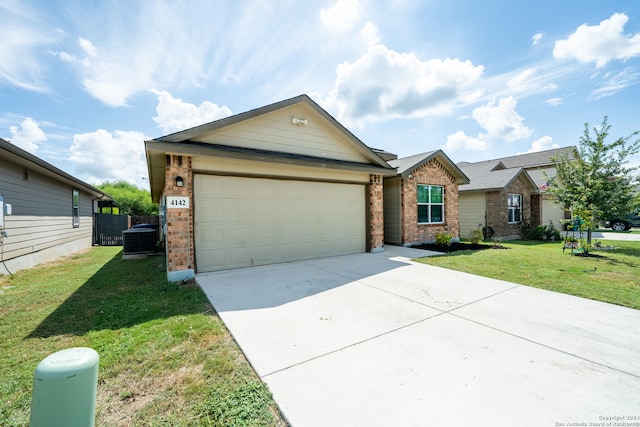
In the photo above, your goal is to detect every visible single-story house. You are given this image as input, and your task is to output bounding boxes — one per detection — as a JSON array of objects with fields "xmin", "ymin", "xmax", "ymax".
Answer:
[
  {"xmin": 495, "ymin": 147, "xmax": 578, "ymax": 230},
  {"xmin": 383, "ymin": 150, "xmax": 470, "ymax": 245},
  {"xmin": 456, "ymin": 147, "xmax": 578, "ymax": 240},
  {"xmin": 145, "ymin": 94, "xmax": 397, "ymax": 281},
  {"xmin": 0, "ymin": 138, "xmax": 112, "ymax": 275},
  {"xmin": 457, "ymin": 160, "xmax": 538, "ymax": 240}
]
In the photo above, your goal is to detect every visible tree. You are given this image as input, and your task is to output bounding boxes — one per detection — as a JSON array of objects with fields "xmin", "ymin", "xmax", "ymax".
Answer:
[
  {"xmin": 96, "ymin": 180, "xmax": 158, "ymax": 216},
  {"xmin": 547, "ymin": 117, "xmax": 640, "ymax": 247}
]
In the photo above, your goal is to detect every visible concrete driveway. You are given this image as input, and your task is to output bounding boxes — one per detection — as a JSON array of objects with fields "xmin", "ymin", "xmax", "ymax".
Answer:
[{"xmin": 196, "ymin": 246, "xmax": 640, "ymax": 427}]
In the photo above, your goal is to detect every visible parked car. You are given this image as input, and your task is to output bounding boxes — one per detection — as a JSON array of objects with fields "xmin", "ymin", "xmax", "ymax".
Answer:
[{"xmin": 603, "ymin": 211, "xmax": 640, "ymax": 231}]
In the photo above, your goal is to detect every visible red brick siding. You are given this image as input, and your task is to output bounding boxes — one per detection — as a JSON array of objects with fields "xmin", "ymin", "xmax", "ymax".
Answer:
[
  {"xmin": 368, "ymin": 174, "xmax": 384, "ymax": 251},
  {"xmin": 485, "ymin": 175, "xmax": 534, "ymax": 239},
  {"xmin": 400, "ymin": 159, "xmax": 460, "ymax": 244},
  {"xmin": 164, "ymin": 155, "xmax": 195, "ymax": 273}
]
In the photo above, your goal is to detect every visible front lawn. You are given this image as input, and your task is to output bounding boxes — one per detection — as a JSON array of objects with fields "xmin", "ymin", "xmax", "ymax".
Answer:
[
  {"xmin": 414, "ymin": 240, "xmax": 640, "ymax": 310},
  {"xmin": 0, "ymin": 247, "xmax": 286, "ymax": 427}
]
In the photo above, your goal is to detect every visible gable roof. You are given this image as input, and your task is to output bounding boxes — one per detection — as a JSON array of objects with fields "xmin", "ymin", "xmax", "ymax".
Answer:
[
  {"xmin": 492, "ymin": 146, "xmax": 578, "ymax": 169},
  {"xmin": 145, "ymin": 94, "xmax": 396, "ymax": 201},
  {"xmin": 152, "ymin": 94, "xmax": 390, "ymax": 168},
  {"xmin": 458, "ymin": 146, "xmax": 578, "ymax": 192},
  {"xmin": 0, "ymin": 137, "xmax": 111, "ymax": 199},
  {"xmin": 457, "ymin": 161, "xmax": 537, "ymax": 192},
  {"xmin": 388, "ymin": 150, "xmax": 470, "ymax": 184}
]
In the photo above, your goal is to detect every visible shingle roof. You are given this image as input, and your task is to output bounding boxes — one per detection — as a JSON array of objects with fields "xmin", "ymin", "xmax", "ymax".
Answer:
[
  {"xmin": 457, "ymin": 161, "xmax": 536, "ymax": 192},
  {"xmin": 388, "ymin": 150, "xmax": 470, "ymax": 184},
  {"xmin": 0, "ymin": 137, "xmax": 111, "ymax": 199},
  {"xmin": 494, "ymin": 146, "xmax": 578, "ymax": 169}
]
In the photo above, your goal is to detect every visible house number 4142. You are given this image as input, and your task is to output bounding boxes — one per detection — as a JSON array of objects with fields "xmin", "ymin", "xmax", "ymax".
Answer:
[{"xmin": 166, "ymin": 197, "xmax": 190, "ymax": 209}]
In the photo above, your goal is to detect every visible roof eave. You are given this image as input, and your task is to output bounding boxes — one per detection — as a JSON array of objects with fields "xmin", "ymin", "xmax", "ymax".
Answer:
[
  {"xmin": 397, "ymin": 150, "xmax": 470, "ymax": 184},
  {"xmin": 1, "ymin": 138, "xmax": 111, "ymax": 200}
]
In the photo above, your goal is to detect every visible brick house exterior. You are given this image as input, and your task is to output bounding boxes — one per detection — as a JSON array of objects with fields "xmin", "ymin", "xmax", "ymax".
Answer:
[
  {"xmin": 367, "ymin": 174, "xmax": 385, "ymax": 252},
  {"xmin": 457, "ymin": 160, "xmax": 538, "ymax": 240},
  {"xmin": 164, "ymin": 155, "xmax": 195, "ymax": 279},
  {"xmin": 146, "ymin": 95, "xmax": 396, "ymax": 280},
  {"xmin": 485, "ymin": 174, "xmax": 535, "ymax": 239},
  {"xmin": 384, "ymin": 151, "xmax": 469, "ymax": 246}
]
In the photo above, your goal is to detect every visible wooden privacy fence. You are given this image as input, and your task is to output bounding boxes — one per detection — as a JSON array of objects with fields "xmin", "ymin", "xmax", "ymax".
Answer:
[{"xmin": 93, "ymin": 214, "xmax": 129, "ymax": 246}]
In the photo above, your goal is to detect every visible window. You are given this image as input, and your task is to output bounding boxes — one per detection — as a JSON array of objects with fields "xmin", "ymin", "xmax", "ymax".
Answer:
[
  {"xmin": 417, "ymin": 185, "xmax": 444, "ymax": 224},
  {"xmin": 72, "ymin": 189, "xmax": 80, "ymax": 227},
  {"xmin": 508, "ymin": 194, "xmax": 522, "ymax": 223}
]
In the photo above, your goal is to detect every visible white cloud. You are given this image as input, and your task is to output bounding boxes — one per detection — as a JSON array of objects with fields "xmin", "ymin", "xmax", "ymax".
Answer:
[
  {"xmin": 320, "ymin": 0, "xmax": 362, "ymax": 31},
  {"xmin": 325, "ymin": 44, "xmax": 484, "ymax": 126},
  {"xmin": 591, "ymin": 67, "xmax": 640, "ymax": 99},
  {"xmin": 518, "ymin": 136, "xmax": 559, "ymax": 154},
  {"xmin": 532, "ymin": 33, "xmax": 543, "ymax": 46},
  {"xmin": 0, "ymin": 2, "xmax": 61, "ymax": 91},
  {"xmin": 359, "ymin": 21, "xmax": 380, "ymax": 47},
  {"xmin": 152, "ymin": 91, "xmax": 233, "ymax": 135},
  {"xmin": 8, "ymin": 117, "xmax": 47, "ymax": 153},
  {"xmin": 69, "ymin": 129, "xmax": 148, "ymax": 186},
  {"xmin": 544, "ymin": 97, "xmax": 563, "ymax": 106},
  {"xmin": 553, "ymin": 13, "xmax": 640, "ymax": 67},
  {"xmin": 49, "ymin": 2, "xmax": 323, "ymax": 107},
  {"xmin": 78, "ymin": 37, "xmax": 96, "ymax": 57},
  {"xmin": 442, "ymin": 130, "xmax": 488, "ymax": 152},
  {"xmin": 473, "ymin": 97, "xmax": 532, "ymax": 141}
]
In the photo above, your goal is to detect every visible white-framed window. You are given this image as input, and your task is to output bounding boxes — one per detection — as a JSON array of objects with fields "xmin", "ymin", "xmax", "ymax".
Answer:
[
  {"xmin": 417, "ymin": 185, "xmax": 444, "ymax": 224},
  {"xmin": 72, "ymin": 189, "xmax": 80, "ymax": 228},
  {"xmin": 508, "ymin": 193, "xmax": 522, "ymax": 223}
]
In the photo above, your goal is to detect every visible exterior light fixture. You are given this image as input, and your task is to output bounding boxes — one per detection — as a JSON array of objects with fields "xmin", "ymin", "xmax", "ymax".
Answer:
[
  {"xmin": 292, "ymin": 117, "xmax": 308, "ymax": 126},
  {"xmin": 175, "ymin": 176, "xmax": 184, "ymax": 187}
]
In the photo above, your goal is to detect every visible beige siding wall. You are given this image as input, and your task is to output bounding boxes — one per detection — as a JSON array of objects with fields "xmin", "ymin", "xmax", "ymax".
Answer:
[
  {"xmin": 459, "ymin": 192, "xmax": 486, "ymax": 239},
  {"xmin": 192, "ymin": 156, "xmax": 371, "ymax": 184},
  {"xmin": 542, "ymin": 195, "xmax": 565, "ymax": 230},
  {"xmin": 383, "ymin": 179, "xmax": 402, "ymax": 244},
  {"xmin": 193, "ymin": 104, "xmax": 368, "ymax": 163},
  {"xmin": 0, "ymin": 157, "xmax": 94, "ymax": 274}
]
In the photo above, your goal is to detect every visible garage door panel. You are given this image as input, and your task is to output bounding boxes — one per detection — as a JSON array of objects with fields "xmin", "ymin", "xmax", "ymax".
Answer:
[{"xmin": 195, "ymin": 175, "xmax": 366, "ymax": 272}]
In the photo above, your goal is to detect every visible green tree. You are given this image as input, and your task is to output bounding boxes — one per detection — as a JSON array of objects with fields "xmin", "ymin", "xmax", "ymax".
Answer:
[
  {"xmin": 547, "ymin": 117, "xmax": 640, "ymax": 246},
  {"xmin": 96, "ymin": 180, "xmax": 158, "ymax": 215}
]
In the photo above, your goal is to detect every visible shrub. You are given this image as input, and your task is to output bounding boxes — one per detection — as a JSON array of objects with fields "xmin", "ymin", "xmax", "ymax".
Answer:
[
  {"xmin": 469, "ymin": 229, "xmax": 484, "ymax": 244},
  {"xmin": 519, "ymin": 221, "xmax": 562, "ymax": 241},
  {"xmin": 435, "ymin": 232, "xmax": 452, "ymax": 246}
]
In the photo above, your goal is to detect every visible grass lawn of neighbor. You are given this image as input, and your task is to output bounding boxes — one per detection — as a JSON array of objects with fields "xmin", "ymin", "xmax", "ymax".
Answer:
[{"xmin": 414, "ymin": 239, "xmax": 640, "ymax": 310}]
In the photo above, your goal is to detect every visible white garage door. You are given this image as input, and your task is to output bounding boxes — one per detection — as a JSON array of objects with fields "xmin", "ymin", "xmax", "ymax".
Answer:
[{"xmin": 194, "ymin": 175, "xmax": 366, "ymax": 272}]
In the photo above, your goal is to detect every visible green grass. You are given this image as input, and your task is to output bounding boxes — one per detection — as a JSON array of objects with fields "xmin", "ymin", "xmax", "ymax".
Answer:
[
  {"xmin": 0, "ymin": 247, "xmax": 286, "ymax": 427},
  {"xmin": 414, "ymin": 240, "xmax": 640, "ymax": 310}
]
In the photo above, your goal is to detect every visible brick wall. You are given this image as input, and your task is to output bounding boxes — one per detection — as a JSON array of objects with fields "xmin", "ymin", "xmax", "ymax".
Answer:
[
  {"xmin": 400, "ymin": 158, "xmax": 460, "ymax": 245},
  {"xmin": 368, "ymin": 174, "xmax": 384, "ymax": 252},
  {"xmin": 485, "ymin": 175, "xmax": 534, "ymax": 239},
  {"xmin": 164, "ymin": 155, "xmax": 195, "ymax": 276}
]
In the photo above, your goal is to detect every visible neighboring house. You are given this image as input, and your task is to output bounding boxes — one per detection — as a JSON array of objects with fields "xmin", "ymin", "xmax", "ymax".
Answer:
[
  {"xmin": 496, "ymin": 147, "xmax": 578, "ymax": 230},
  {"xmin": 145, "ymin": 94, "xmax": 396, "ymax": 281},
  {"xmin": 456, "ymin": 147, "xmax": 578, "ymax": 240},
  {"xmin": 0, "ymin": 138, "xmax": 112, "ymax": 275},
  {"xmin": 383, "ymin": 150, "xmax": 470, "ymax": 245},
  {"xmin": 457, "ymin": 160, "xmax": 538, "ymax": 240}
]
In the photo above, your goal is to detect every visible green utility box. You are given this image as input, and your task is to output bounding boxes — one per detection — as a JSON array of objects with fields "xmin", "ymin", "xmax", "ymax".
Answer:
[{"xmin": 30, "ymin": 347, "xmax": 100, "ymax": 427}]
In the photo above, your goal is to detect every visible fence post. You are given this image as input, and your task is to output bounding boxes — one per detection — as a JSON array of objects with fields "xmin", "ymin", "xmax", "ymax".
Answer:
[{"xmin": 30, "ymin": 347, "xmax": 100, "ymax": 427}]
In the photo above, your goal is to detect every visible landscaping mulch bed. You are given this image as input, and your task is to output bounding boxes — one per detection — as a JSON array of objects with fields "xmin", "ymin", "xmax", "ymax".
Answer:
[{"xmin": 411, "ymin": 242, "xmax": 509, "ymax": 253}]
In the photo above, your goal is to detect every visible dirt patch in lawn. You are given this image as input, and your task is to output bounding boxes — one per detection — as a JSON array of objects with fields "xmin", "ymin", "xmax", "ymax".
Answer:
[{"xmin": 411, "ymin": 242, "xmax": 509, "ymax": 253}]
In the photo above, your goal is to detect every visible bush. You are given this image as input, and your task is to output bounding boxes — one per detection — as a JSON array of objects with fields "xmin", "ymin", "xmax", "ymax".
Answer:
[
  {"xmin": 469, "ymin": 229, "xmax": 484, "ymax": 244},
  {"xmin": 519, "ymin": 221, "xmax": 562, "ymax": 241},
  {"xmin": 434, "ymin": 232, "xmax": 452, "ymax": 246}
]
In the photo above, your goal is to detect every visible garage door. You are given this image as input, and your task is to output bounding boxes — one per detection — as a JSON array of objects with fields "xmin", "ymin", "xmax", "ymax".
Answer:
[{"xmin": 194, "ymin": 175, "xmax": 366, "ymax": 272}]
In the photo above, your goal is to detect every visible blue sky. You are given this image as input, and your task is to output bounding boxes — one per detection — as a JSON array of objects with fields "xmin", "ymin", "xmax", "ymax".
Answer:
[{"xmin": 2, "ymin": 0, "xmax": 640, "ymax": 189}]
